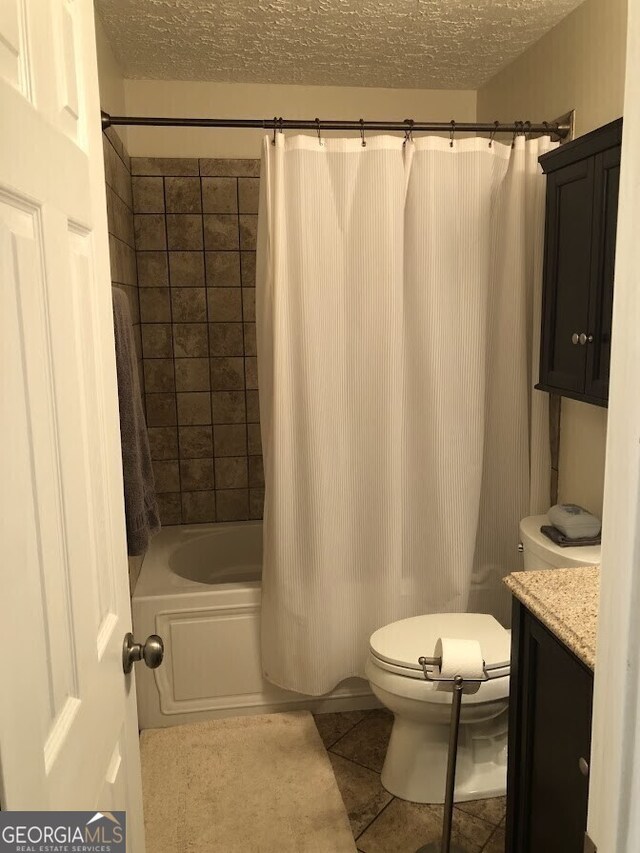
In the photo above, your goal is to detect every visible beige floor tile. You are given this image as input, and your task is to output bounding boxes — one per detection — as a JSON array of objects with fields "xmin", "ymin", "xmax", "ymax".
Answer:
[
  {"xmin": 331, "ymin": 710, "xmax": 394, "ymax": 773},
  {"xmin": 456, "ymin": 796, "xmax": 506, "ymax": 827},
  {"xmin": 483, "ymin": 827, "xmax": 506, "ymax": 852},
  {"xmin": 357, "ymin": 798, "xmax": 494, "ymax": 853},
  {"xmin": 314, "ymin": 711, "xmax": 368, "ymax": 748},
  {"xmin": 329, "ymin": 753, "xmax": 394, "ymax": 838}
]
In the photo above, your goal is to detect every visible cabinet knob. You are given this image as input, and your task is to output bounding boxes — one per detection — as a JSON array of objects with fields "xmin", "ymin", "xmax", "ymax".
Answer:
[
  {"xmin": 571, "ymin": 332, "xmax": 580, "ymax": 345},
  {"xmin": 578, "ymin": 756, "xmax": 589, "ymax": 777},
  {"xmin": 578, "ymin": 333, "xmax": 594, "ymax": 345}
]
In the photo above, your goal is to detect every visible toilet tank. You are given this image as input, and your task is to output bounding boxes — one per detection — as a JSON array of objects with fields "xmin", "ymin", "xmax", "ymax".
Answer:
[{"xmin": 519, "ymin": 514, "xmax": 601, "ymax": 570}]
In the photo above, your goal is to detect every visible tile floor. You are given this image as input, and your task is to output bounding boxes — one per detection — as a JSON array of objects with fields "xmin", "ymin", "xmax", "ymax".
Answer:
[{"xmin": 313, "ymin": 709, "xmax": 506, "ymax": 853}]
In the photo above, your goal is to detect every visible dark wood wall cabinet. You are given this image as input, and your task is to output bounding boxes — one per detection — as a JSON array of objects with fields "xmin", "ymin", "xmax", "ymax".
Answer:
[
  {"xmin": 537, "ymin": 118, "xmax": 622, "ymax": 406},
  {"xmin": 506, "ymin": 599, "xmax": 594, "ymax": 853}
]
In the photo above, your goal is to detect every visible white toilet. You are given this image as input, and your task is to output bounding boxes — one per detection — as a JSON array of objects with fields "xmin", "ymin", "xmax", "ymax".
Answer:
[{"xmin": 365, "ymin": 513, "xmax": 602, "ymax": 804}]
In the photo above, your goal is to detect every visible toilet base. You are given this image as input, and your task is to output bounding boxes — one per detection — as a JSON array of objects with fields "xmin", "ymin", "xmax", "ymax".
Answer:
[{"xmin": 380, "ymin": 715, "xmax": 507, "ymax": 804}]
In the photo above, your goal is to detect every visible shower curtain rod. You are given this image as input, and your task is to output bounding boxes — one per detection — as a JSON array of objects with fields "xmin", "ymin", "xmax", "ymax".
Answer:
[{"xmin": 100, "ymin": 110, "xmax": 570, "ymax": 140}]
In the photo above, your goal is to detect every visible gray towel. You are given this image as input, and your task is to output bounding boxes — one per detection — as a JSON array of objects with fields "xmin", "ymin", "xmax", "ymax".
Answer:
[{"xmin": 112, "ymin": 287, "xmax": 160, "ymax": 555}]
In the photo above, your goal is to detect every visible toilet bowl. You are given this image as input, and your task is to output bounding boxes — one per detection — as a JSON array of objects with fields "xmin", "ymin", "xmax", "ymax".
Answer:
[
  {"xmin": 365, "ymin": 612, "xmax": 510, "ymax": 804},
  {"xmin": 367, "ymin": 514, "xmax": 602, "ymax": 804}
]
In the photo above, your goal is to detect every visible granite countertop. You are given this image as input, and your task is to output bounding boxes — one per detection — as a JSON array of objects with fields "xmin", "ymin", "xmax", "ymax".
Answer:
[{"xmin": 504, "ymin": 566, "xmax": 600, "ymax": 670}]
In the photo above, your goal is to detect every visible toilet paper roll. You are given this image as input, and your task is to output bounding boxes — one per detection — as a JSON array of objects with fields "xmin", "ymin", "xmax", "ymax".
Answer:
[{"xmin": 434, "ymin": 637, "xmax": 485, "ymax": 680}]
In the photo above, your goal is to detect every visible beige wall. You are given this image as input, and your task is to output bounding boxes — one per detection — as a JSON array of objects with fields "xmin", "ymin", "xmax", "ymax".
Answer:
[
  {"xmin": 94, "ymin": 14, "xmax": 128, "ymax": 148},
  {"xmin": 122, "ymin": 80, "xmax": 476, "ymax": 158},
  {"xmin": 478, "ymin": 0, "xmax": 627, "ymax": 517}
]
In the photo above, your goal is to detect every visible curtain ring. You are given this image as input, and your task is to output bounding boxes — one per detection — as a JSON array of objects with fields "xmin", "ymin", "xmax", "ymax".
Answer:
[
  {"xmin": 489, "ymin": 120, "xmax": 499, "ymax": 148},
  {"xmin": 523, "ymin": 119, "xmax": 532, "ymax": 139},
  {"xmin": 360, "ymin": 118, "xmax": 366, "ymax": 147},
  {"xmin": 449, "ymin": 119, "xmax": 456, "ymax": 148},
  {"xmin": 511, "ymin": 122, "xmax": 518, "ymax": 148},
  {"xmin": 272, "ymin": 116, "xmax": 278, "ymax": 146},
  {"xmin": 403, "ymin": 118, "xmax": 414, "ymax": 146},
  {"xmin": 315, "ymin": 117, "xmax": 323, "ymax": 146}
]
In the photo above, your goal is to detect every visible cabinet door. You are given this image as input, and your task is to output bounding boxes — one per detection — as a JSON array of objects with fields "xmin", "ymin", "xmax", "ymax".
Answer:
[
  {"xmin": 585, "ymin": 145, "xmax": 621, "ymax": 401},
  {"xmin": 540, "ymin": 159, "xmax": 595, "ymax": 393},
  {"xmin": 507, "ymin": 604, "xmax": 593, "ymax": 853}
]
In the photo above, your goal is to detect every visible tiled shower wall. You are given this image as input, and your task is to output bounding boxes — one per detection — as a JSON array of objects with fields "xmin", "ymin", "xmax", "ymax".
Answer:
[{"xmin": 131, "ymin": 156, "xmax": 264, "ymax": 525}]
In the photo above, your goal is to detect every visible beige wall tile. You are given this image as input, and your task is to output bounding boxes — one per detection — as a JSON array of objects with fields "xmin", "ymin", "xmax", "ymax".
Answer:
[
  {"xmin": 241, "ymin": 252, "xmax": 256, "ymax": 287},
  {"xmin": 171, "ymin": 288, "xmax": 207, "ymax": 322},
  {"xmin": 157, "ymin": 493, "xmax": 182, "ymax": 525},
  {"xmin": 143, "ymin": 358, "xmax": 175, "ymax": 392},
  {"xmin": 132, "ymin": 157, "xmax": 199, "ymax": 176},
  {"xmin": 139, "ymin": 287, "xmax": 171, "ymax": 322},
  {"xmin": 177, "ymin": 391, "xmax": 212, "ymax": 425},
  {"xmin": 175, "ymin": 358, "xmax": 211, "ymax": 392},
  {"xmin": 209, "ymin": 322, "xmax": 244, "ymax": 356},
  {"xmin": 216, "ymin": 488, "xmax": 249, "ymax": 521},
  {"xmin": 134, "ymin": 214, "xmax": 166, "ymax": 250},
  {"xmin": 132, "ymin": 177, "xmax": 165, "ymax": 213},
  {"xmin": 181, "ymin": 490, "xmax": 216, "ymax": 523},
  {"xmin": 212, "ymin": 391, "xmax": 246, "ymax": 424},
  {"xmin": 137, "ymin": 251, "xmax": 169, "ymax": 287},
  {"xmin": 146, "ymin": 393, "xmax": 177, "ymax": 426},
  {"xmin": 148, "ymin": 426, "xmax": 179, "ymax": 460},
  {"xmin": 180, "ymin": 458, "xmax": 215, "ymax": 491},
  {"xmin": 178, "ymin": 425, "xmax": 213, "ymax": 459},
  {"xmin": 167, "ymin": 214, "xmax": 204, "ymax": 250},
  {"xmin": 168, "ymin": 250, "xmax": 205, "ymax": 287},
  {"xmin": 173, "ymin": 323, "xmax": 209, "ymax": 357},
  {"xmin": 200, "ymin": 159, "xmax": 260, "ymax": 178},
  {"xmin": 202, "ymin": 177, "xmax": 238, "ymax": 213},
  {"xmin": 153, "ymin": 460, "xmax": 180, "ymax": 493},
  {"xmin": 238, "ymin": 178, "xmax": 260, "ymax": 214},
  {"xmin": 210, "ymin": 357, "xmax": 245, "ymax": 391},
  {"xmin": 249, "ymin": 488, "xmax": 264, "ymax": 520},
  {"xmin": 207, "ymin": 287, "xmax": 243, "ymax": 322},
  {"xmin": 214, "ymin": 424, "xmax": 247, "ymax": 457},
  {"xmin": 204, "ymin": 214, "xmax": 240, "ymax": 250},
  {"xmin": 141, "ymin": 324, "xmax": 173, "ymax": 358},
  {"xmin": 215, "ymin": 456, "xmax": 248, "ymax": 489},
  {"xmin": 239, "ymin": 215, "xmax": 258, "ymax": 250},
  {"xmin": 205, "ymin": 251, "xmax": 241, "ymax": 286},
  {"xmin": 165, "ymin": 176, "xmax": 203, "ymax": 213}
]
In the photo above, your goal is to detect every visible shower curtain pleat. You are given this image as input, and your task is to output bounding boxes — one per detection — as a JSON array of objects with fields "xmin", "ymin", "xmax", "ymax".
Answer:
[{"xmin": 257, "ymin": 133, "xmax": 556, "ymax": 696}]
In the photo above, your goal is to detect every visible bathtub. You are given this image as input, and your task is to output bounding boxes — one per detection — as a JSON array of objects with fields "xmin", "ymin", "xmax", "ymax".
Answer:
[{"xmin": 132, "ymin": 522, "xmax": 376, "ymax": 729}]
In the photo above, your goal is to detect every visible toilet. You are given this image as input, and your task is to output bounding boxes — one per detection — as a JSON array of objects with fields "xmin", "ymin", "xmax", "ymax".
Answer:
[{"xmin": 365, "ymin": 513, "xmax": 602, "ymax": 804}]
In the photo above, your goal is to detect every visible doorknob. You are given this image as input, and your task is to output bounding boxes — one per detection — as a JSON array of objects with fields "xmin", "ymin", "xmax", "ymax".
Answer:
[
  {"xmin": 578, "ymin": 756, "xmax": 589, "ymax": 777},
  {"xmin": 122, "ymin": 632, "xmax": 164, "ymax": 674},
  {"xmin": 571, "ymin": 332, "xmax": 579, "ymax": 345},
  {"xmin": 579, "ymin": 333, "xmax": 594, "ymax": 345}
]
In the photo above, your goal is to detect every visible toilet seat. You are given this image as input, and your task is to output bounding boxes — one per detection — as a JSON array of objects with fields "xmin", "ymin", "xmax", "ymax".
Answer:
[{"xmin": 368, "ymin": 613, "xmax": 511, "ymax": 702}]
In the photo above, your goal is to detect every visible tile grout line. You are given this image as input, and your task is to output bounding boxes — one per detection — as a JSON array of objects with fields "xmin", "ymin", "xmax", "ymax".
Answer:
[{"xmin": 353, "ymin": 793, "xmax": 396, "ymax": 844}]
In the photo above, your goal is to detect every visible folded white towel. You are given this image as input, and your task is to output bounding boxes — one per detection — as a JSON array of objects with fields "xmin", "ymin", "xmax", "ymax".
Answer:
[{"xmin": 548, "ymin": 504, "xmax": 601, "ymax": 540}]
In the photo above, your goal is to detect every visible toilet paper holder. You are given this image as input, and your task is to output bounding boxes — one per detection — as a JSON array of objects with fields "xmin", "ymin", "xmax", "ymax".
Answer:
[{"xmin": 418, "ymin": 655, "xmax": 508, "ymax": 683}]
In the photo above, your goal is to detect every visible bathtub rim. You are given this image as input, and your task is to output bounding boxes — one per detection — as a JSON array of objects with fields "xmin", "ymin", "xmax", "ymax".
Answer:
[{"xmin": 134, "ymin": 520, "xmax": 263, "ymax": 599}]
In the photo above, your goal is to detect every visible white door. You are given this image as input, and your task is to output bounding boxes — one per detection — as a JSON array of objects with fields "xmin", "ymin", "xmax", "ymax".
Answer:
[
  {"xmin": 0, "ymin": 1, "xmax": 145, "ymax": 849},
  {"xmin": 588, "ymin": 1, "xmax": 640, "ymax": 849}
]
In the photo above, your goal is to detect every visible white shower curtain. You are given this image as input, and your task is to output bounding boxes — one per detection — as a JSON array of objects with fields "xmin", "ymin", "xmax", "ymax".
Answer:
[{"xmin": 256, "ymin": 133, "xmax": 556, "ymax": 696}]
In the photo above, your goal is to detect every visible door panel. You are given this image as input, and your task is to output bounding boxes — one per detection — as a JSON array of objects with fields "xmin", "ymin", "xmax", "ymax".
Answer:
[
  {"xmin": 540, "ymin": 160, "xmax": 594, "ymax": 393},
  {"xmin": 585, "ymin": 147, "xmax": 621, "ymax": 401},
  {"xmin": 0, "ymin": 2, "xmax": 144, "ymax": 849}
]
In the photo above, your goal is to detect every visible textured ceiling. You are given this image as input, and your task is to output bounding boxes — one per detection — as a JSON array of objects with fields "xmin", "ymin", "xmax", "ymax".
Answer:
[{"xmin": 95, "ymin": 0, "xmax": 585, "ymax": 90}]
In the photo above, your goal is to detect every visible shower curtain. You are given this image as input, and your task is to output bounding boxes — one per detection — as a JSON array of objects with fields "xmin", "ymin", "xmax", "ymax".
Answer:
[{"xmin": 256, "ymin": 133, "xmax": 556, "ymax": 696}]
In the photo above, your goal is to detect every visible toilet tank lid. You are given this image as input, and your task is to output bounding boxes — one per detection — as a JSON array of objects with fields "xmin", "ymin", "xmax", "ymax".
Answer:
[
  {"xmin": 519, "ymin": 514, "xmax": 601, "ymax": 567},
  {"xmin": 369, "ymin": 613, "xmax": 511, "ymax": 672}
]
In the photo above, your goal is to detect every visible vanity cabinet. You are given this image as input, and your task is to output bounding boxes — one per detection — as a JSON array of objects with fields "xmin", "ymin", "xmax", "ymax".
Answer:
[
  {"xmin": 506, "ymin": 599, "xmax": 594, "ymax": 853},
  {"xmin": 537, "ymin": 118, "xmax": 622, "ymax": 406}
]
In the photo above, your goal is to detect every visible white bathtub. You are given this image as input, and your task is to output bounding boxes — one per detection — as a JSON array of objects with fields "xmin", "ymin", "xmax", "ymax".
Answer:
[{"xmin": 132, "ymin": 522, "xmax": 376, "ymax": 729}]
